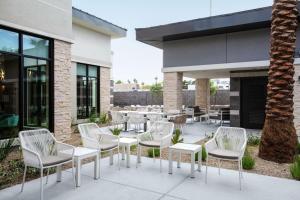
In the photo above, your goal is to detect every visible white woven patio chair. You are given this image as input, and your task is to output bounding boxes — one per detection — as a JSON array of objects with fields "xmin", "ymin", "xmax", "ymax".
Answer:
[
  {"xmin": 137, "ymin": 121, "xmax": 174, "ymax": 172},
  {"xmin": 127, "ymin": 112, "xmax": 147, "ymax": 133},
  {"xmin": 19, "ymin": 129, "xmax": 75, "ymax": 200},
  {"xmin": 110, "ymin": 111, "xmax": 128, "ymax": 129},
  {"xmin": 205, "ymin": 126, "xmax": 247, "ymax": 190},
  {"xmin": 147, "ymin": 113, "xmax": 164, "ymax": 127},
  {"xmin": 78, "ymin": 123, "xmax": 120, "ymax": 173},
  {"xmin": 185, "ymin": 107, "xmax": 195, "ymax": 123}
]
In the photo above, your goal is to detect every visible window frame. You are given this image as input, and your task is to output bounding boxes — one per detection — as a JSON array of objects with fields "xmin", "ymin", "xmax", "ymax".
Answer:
[
  {"xmin": 0, "ymin": 25, "xmax": 54, "ymax": 133},
  {"xmin": 76, "ymin": 63, "xmax": 100, "ymax": 119}
]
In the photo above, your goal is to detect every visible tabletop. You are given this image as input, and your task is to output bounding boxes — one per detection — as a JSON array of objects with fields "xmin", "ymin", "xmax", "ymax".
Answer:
[{"xmin": 169, "ymin": 143, "xmax": 202, "ymax": 152}]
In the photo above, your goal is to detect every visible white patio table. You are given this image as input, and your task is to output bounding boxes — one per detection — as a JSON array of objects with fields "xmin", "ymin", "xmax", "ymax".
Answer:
[
  {"xmin": 119, "ymin": 137, "xmax": 138, "ymax": 168},
  {"xmin": 168, "ymin": 143, "xmax": 202, "ymax": 178},
  {"xmin": 63, "ymin": 147, "xmax": 99, "ymax": 187}
]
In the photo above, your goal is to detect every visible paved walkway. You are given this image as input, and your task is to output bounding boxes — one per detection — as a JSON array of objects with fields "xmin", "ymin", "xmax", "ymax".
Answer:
[{"xmin": 1, "ymin": 156, "xmax": 298, "ymax": 200}]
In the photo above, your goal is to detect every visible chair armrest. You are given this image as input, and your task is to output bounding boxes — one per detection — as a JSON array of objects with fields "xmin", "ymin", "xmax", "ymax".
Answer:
[
  {"xmin": 160, "ymin": 134, "xmax": 172, "ymax": 148},
  {"xmin": 205, "ymin": 138, "xmax": 218, "ymax": 153},
  {"xmin": 21, "ymin": 147, "xmax": 42, "ymax": 168},
  {"xmin": 239, "ymin": 140, "xmax": 248, "ymax": 158},
  {"xmin": 100, "ymin": 133, "xmax": 119, "ymax": 145},
  {"xmin": 56, "ymin": 142, "xmax": 75, "ymax": 156},
  {"xmin": 81, "ymin": 136, "xmax": 100, "ymax": 150}
]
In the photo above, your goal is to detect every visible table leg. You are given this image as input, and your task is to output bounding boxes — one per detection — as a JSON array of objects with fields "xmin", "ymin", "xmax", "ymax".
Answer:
[
  {"xmin": 56, "ymin": 165, "xmax": 62, "ymax": 182},
  {"xmin": 126, "ymin": 145, "xmax": 130, "ymax": 168},
  {"xmin": 198, "ymin": 149, "xmax": 202, "ymax": 172},
  {"xmin": 122, "ymin": 146, "xmax": 125, "ymax": 160},
  {"xmin": 76, "ymin": 158, "xmax": 81, "ymax": 187},
  {"xmin": 168, "ymin": 149, "xmax": 173, "ymax": 174},
  {"xmin": 110, "ymin": 150, "xmax": 113, "ymax": 165},
  {"xmin": 177, "ymin": 152, "xmax": 181, "ymax": 168},
  {"xmin": 191, "ymin": 153, "xmax": 195, "ymax": 178},
  {"xmin": 95, "ymin": 154, "xmax": 99, "ymax": 179}
]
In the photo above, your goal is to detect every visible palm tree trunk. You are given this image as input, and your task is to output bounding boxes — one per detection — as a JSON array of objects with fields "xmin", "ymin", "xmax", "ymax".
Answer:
[{"xmin": 259, "ymin": 0, "xmax": 298, "ymax": 163}]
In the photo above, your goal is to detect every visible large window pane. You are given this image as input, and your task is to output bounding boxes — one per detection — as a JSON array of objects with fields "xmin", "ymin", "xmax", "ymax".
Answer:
[
  {"xmin": 88, "ymin": 77, "xmax": 98, "ymax": 115},
  {"xmin": 77, "ymin": 76, "xmax": 87, "ymax": 119},
  {"xmin": 0, "ymin": 29, "xmax": 19, "ymax": 53},
  {"xmin": 0, "ymin": 53, "xmax": 19, "ymax": 139},
  {"xmin": 23, "ymin": 35, "xmax": 49, "ymax": 58},
  {"xmin": 24, "ymin": 57, "xmax": 49, "ymax": 128}
]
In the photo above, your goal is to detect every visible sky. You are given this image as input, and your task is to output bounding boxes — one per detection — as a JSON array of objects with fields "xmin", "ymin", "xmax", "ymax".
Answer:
[{"xmin": 72, "ymin": 0, "xmax": 273, "ymax": 84}]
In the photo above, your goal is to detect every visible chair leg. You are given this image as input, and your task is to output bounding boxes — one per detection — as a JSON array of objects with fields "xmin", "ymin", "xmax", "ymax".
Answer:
[
  {"xmin": 205, "ymin": 156, "xmax": 208, "ymax": 184},
  {"xmin": 160, "ymin": 148, "xmax": 162, "ymax": 173},
  {"xmin": 99, "ymin": 151, "xmax": 102, "ymax": 178},
  {"xmin": 240, "ymin": 159, "xmax": 244, "ymax": 179},
  {"xmin": 46, "ymin": 168, "xmax": 49, "ymax": 184},
  {"xmin": 118, "ymin": 147, "xmax": 120, "ymax": 170},
  {"xmin": 109, "ymin": 150, "xmax": 113, "ymax": 165},
  {"xmin": 238, "ymin": 159, "xmax": 242, "ymax": 190},
  {"xmin": 71, "ymin": 160, "xmax": 76, "ymax": 188},
  {"xmin": 40, "ymin": 168, "xmax": 44, "ymax": 200},
  {"xmin": 21, "ymin": 165, "xmax": 27, "ymax": 192},
  {"xmin": 218, "ymin": 159, "xmax": 221, "ymax": 175}
]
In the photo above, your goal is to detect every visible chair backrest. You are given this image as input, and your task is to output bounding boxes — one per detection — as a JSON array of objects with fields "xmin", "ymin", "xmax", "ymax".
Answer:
[
  {"xmin": 147, "ymin": 113, "xmax": 163, "ymax": 123},
  {"xmin": 78, "ymin": 123, "xmax": 101, "ymax": 141},
  {"xmin": 110, "ymin": 111, "xmax": 124, "ymax": 122},
  {"xmin": 127, "ymin": 112, "xmax": 145, "ymax": 124},
  {"xmin": 185, "ymin": 108, "xmax": 194, "ymax": 115},
  {"xmin": 149, "ymin": 121, "xmax": 174, "ymax": 140},
  {"xmin": 214, "ymin": 127, "xmax": 247, "ymax": 152},
  {"xmin": 19, "ymin": 129, "xmax": 57, "ymax": 157}
]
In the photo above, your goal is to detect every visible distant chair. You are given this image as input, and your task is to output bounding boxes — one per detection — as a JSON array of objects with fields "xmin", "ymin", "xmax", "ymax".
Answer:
[
  {"xmin": 127, "ymin": 112, "xmax": 147, "ymax": 133},
  {"xmin": 137, "ymin": 121, "xmax": 174, "ymax": 172},
  {"xmin": 172, "ymin": 115, "xmax": 187, "ymax": 134},
  {"xmin": 147, "ymin": 113, "xmax": 164, "ymax": 127},
  {"xmin": 19, "ymin": 129, "xmax": 75, "ymax": 200},
  {"xmin": 209, "ymin": 108, "xmax": 230, "ymax": 126},
  {"xmin": 185, "ymin": 107, "xmax": 194, "ymax": 123},
  {"xmin": 205, "ymin": 127, "xmax": 247, "ymax": 190},
  {"xmin": 110, "ymin": 111, "xmax": 127, "ymax": 129}
]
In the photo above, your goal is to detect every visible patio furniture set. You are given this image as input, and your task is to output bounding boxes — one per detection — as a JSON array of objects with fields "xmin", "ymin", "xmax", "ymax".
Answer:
[{"xmin": 18, "ymin": 115, "xmax": 247, "ymax": 200}]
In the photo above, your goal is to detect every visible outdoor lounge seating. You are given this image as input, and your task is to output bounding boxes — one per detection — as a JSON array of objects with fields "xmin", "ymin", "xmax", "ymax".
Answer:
[
  {"xmin": 127, "ymin": 112, "xmax": 148, "ymax": 132},
  {"xmin": 19, "ymin": 129, "xmax": 75, "ymax": 200},
  {"xmin": 205, "ymin": 126, "xmax": 247, "ymax": 190},
  {"xmin": 78, "ymin": 123, "xmax": 120, "ymax": 171},
  {"xmin": 209, "ymin": 107, "xmax": 230, "ymax": 126},
  {"xmin": 185, "ymin": 107, "xmax": 194, "ymax": 123},
  {"xmin": 137, "ymin": 121, "xmax": 174, "ymax": 172},
  {"xmin": 110, "ymin": 111, "xmax": 128, "ymax": 129}
]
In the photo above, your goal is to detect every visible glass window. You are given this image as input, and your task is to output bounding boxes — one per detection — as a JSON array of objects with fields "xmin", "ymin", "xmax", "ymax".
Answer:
[
  {"xmin": 77, "ymin": 64, "xmax": 99, "ymax": 119},
  {"xmin": 0, "ymin": 53, "xmax": 19, "ymax": 139},
  {"xmin": 23, "ymin": 57, "xmax": 49, "ymax": 128},
  {"xmin": 0, "ymin": 29, "xmax": 19, "ymax": 53},
  {"xmin": 23, "ymin": 35, "xmax": 49, "ymax": 58}
]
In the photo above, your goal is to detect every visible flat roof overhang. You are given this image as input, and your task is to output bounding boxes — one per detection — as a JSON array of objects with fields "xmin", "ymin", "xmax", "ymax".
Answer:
[{"xmin": 136, "ymin": 3, "xmax": 300, "ymax": 49}]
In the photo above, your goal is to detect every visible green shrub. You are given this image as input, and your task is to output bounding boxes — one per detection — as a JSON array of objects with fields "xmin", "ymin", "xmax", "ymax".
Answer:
[
  {"xmin": 242, "ymin": 150, "xmax": 255, "ymax": 170},
  {"xmin": 195, "ymin": 146, "xmax": 207, "ymax": 162},
  {"xmin": 172, "ymin": 129, "xmax": 183, "ymax": 144},
  {"xmin": 147, "ymin": 148, "xmax": 160, "ymax": 158},
  {"xmin": 110, "ymin": 127, "xmax": 122, "ymax": 136},
  {"xmin": 247, "ymin": 135, "xmax": 260, "ymax": 146},
  {"xmin": 290, "ymin": 156, "xmax": 300, "ymax": 180},
  {"xmin": 130, "ymin": 145, "xmax": 137, "ymax": 151},
  {"xmin": 99, "ymin": 113, "xmax": 110, "ymax": 124},
  {"xmin": 0, "ymin": 139, "xmax": 14, "ymax": 162},
  {"xmin": 89, "ymin": 113, "xmax": 99, "ymax": 123}
]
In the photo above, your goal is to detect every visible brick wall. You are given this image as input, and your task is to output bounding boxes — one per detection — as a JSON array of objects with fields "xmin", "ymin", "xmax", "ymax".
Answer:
[
  {"xmin": 100, "ymin": 67, "xmax": 111, "ymax": 113},
  {"xmin": 195, "ymin": 79, "xmax": 210, "ymax": 110},
  {"xmin": 163, "ymin": 72, "xmax": 183, "ymax": 111},
  {"xmin": 54, "ymin": 40, "xmax": 72, "ymax": 141}
]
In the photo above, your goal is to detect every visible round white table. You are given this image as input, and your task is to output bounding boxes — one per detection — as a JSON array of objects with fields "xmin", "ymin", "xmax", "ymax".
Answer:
[{"xmin": 119, "ymin": 137, "xmax": 138, "ymax": 168}]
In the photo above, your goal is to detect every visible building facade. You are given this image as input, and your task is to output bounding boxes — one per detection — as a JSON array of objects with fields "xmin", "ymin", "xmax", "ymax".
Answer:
[
  {"xmin": 136, "ymin": 4, "xmax": 300, "ymax": 135},
  {"xmin": 0, "ymin": 0, "xmax": 126, "ymax": 140}
]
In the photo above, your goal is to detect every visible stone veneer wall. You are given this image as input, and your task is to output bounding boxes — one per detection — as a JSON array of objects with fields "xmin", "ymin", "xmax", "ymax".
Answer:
[
  {"xmin": 163, "ymin": 72, "xmax": 183, "ymax": 111},
  {"xmin": 54, "ymin": 40, "xmax": 72, "ymax": 141},
  {"xmin": 100, "ymin": 67, "xmax": 111, "ymax": 113},
  {"xmin": 294, "ymin": 64, "xmax": 300, "ymax": 137},
  {"xmin": 195, "ymin": 79, "xmax": 210, "ymax": 110}
]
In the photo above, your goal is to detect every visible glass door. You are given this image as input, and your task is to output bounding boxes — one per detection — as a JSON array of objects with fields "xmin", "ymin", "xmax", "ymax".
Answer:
[{"xmin": 23, "ymin": 57, "xmax": 49, "ymax": 128}]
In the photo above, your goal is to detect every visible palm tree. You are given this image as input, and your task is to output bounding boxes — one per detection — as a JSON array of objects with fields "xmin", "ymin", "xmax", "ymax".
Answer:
[{"xmin": 259, "ymin": 0, "xmax": 298, "ymax": 163}]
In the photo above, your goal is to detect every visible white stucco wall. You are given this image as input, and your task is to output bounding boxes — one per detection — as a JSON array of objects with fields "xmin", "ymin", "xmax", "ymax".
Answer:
[
  {"xmin": 0, "ymin": 0, "xmax": 72, "ymax": 42},
  {"xmin": 71, "ymin": 23, "xmax": 112, "ymax": 68}
]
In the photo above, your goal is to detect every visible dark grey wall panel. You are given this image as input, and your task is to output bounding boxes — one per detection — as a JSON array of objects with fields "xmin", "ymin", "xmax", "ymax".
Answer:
[
  {"xmin": 163, "ymin": 28, "xmax": 300, "ymax": 68},
  {"xmin": 163, "ymin": 34, "xmax": 227, "ymax": 67},
  {"xmin": 227, "ymin": 28, "xmax": 270, "ymax": 63}
]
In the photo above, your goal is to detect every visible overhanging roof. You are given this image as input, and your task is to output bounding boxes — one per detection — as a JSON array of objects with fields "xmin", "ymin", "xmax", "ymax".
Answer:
[
  {"xmin": 136, "ymin": 3, "xmax": 300, "ymax": 49},
  {"xmin": 72, "ymin": 7, "xmax": 127, "ymax": 38}
]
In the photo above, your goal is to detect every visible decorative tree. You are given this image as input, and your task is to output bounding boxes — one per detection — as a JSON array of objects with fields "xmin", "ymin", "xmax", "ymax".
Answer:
[{"xmin": 259, "ymin": 0, "xmax": 298, "ymax": 163}]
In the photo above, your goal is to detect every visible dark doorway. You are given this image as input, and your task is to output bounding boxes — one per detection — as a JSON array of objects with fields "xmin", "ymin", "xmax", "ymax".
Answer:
[{"xmin": 241, "ymin": 76, "xmax": 267, "ymax": 129}]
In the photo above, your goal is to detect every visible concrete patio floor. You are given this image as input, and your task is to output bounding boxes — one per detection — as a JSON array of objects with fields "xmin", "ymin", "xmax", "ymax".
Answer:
[{"xmin": 1, "ymin": 156, "xmax": 298, "ymax": 200}]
